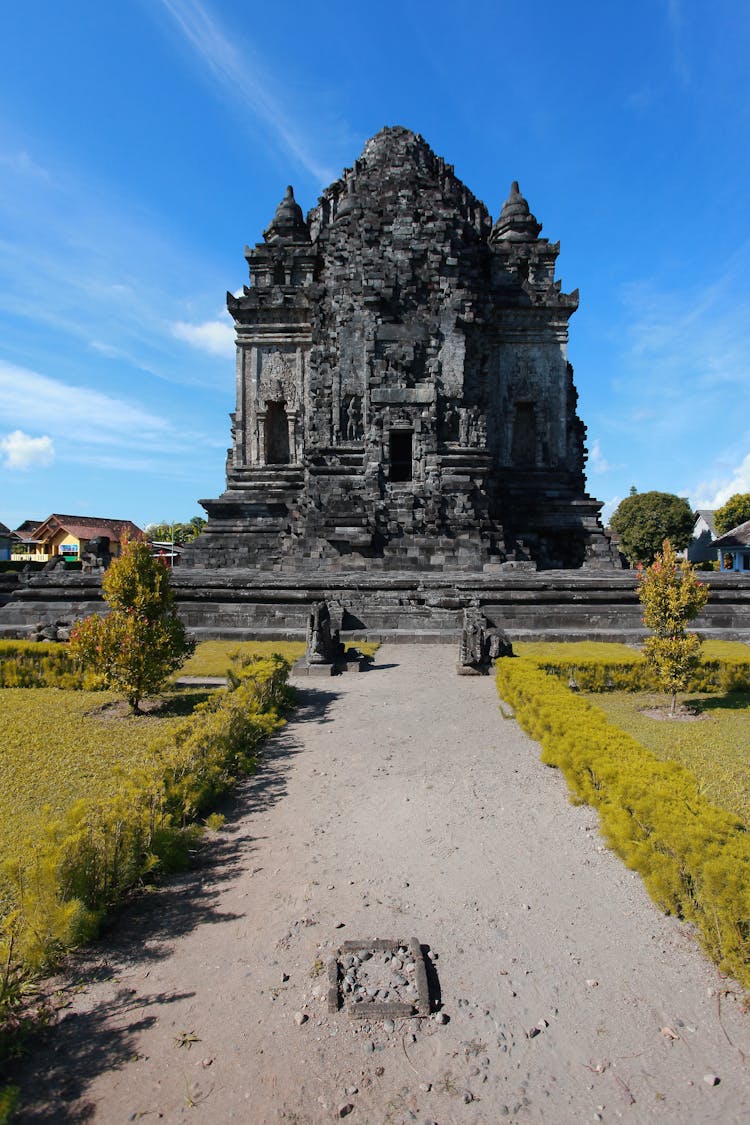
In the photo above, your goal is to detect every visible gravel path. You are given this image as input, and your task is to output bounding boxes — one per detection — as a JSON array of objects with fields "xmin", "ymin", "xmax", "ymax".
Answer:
[{"xmin": 15, "ymin": 645, "xmax": 750, "ymax": 1123}]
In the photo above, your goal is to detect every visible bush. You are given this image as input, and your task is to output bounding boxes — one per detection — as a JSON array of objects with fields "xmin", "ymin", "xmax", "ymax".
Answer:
[
  {"xmin": 496, "ymin": 656, "xmax": 750, "ymax": 987},
  {"xmin": 0, "ymin": 640, "xmax": 103, "ymax": 690},
  {"xmin": 70, "ymin": 537, "xmax": 192, "ymax": 712},
  {"xmin": 0, "ymin": 655, "xmax": 291, "ymax": 996},
  {"xmin": 521, "ymin": 641, "xmax": 750, "ymax": 695}
]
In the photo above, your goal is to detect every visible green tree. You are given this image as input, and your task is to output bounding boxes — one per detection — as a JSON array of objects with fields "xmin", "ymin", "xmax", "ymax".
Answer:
[
  {"xmin": 610, "ymin": 491, "xmax": 694, "ymax": 565},
  {"xmin": 144, "ymin": 517, "xmax": 206, "ymax": 545},
  {"xmin": 70, "ymin": 537, "xmax": 192, "ymax": 712},
  {"xmin": 714, "ymin": 493, "xmax": 750, "ymax": 536},
  {"xmin": 638, "ymin": 538, "xmax": 709, "ymax": 714}
]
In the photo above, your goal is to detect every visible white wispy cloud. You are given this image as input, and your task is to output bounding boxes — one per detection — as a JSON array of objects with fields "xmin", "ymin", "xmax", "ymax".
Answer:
[
  {"xmin": 600, "ymin": 495, "xmax": 622, "ymax": 525},
  {"xmin": 172, "ymin": 313, "xmax": 234, "ymax": 357},
  {"xmin": 0, "ymin": 141, "xmax": 234, "ymax": 391},
  {"xmin": 0, "ymin": 430, "xmax": 55, "ymax": 471},
  {"xmin": 0, "ymin": 149, "xmax": 50, "ymax": 180},
  {"xmin": 664, "ymin": 0, "xmax": 690, "ymax": 85},
  {"xmin": 158, "ymin": 0, "xmax": 338, "ymax": 183},
  {"xmin": 612, "ymin": 259, "xmax": 750, "ymax": 449},
  {"xmin": 693, "ymin": 452, "xmax": 750, "ymax": 509},
  {"xmin": 0, "ymin": 361, "xmax": 169, "ymax": 444},
  {"xmin": 588, "ymin": 439, "xmax": 615, "ymax": 475}
]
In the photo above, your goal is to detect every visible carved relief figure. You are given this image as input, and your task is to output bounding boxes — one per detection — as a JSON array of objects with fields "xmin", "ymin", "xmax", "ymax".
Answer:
[{"xmin": 343, "ymin": 395, "xmax": 362, "ymax": 440}]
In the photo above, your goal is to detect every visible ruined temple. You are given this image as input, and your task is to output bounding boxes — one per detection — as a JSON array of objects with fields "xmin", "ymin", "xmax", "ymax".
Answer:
[{"xmin": 184, "ymin": 126, "xmax": 618, "ymax": 573}]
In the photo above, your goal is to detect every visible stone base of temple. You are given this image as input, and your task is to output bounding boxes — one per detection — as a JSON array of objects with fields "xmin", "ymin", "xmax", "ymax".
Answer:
[{"xmin": 2, "ymin": 568, "xmax": 749, "ymax": 643}]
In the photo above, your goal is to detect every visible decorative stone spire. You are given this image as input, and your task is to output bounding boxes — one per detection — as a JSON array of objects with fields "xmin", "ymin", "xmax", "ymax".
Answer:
[
  {"xmin": 490, "ymin": 181, "xmax": 542, "ymax": 243},
  {"xmin": 263, "ymin": 185, "xmax": 310, "ymax": 244}
]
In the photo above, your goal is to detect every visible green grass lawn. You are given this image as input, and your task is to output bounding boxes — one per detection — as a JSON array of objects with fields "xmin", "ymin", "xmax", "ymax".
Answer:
[
  {"xmin": 588, "ymin": 689, "xmax": 750, "ymax": 825},
  {"xmin": 178, "ymin": 639, "xmax": 379, "ymax": 678},
  {"xmin": 514, "ymin": 639, "xmax": 750, "ymax": 663},
  {"xmin": 0, "ymin": 688, "xmax": 188, "ymax": 858}
]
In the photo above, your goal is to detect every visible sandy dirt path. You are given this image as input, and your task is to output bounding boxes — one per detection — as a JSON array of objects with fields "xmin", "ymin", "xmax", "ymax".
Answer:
[{"xmin": 14, "ymin": 645, "xmax": 750, "ymax": 1123}]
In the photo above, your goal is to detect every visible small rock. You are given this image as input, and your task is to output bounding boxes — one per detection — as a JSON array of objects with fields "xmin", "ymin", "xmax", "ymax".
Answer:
[
  {"xmin": 365, "ymin": 1040, "xmax": 374, "ymax": 1053},
  {"xmin": 338, "ymin": 1103, "xmax": 354, "ymax": 1118},
  {"xmin": 375, "ymin": 1066, "xmax": 385, "ymax": 1077},
  {"xmin": 527, "ymin": 1026, "xmax": 540, "ymax": 1038},
  {"xmin": 383, "ymin": 1019, "xmax": 395, "ymax": 1033},
  {"xmin": 419, "ymin": 1082, "xmax": 431, "ymax": 1093},
  {"xmin": 200, "ymin": 1057, "xmax": 213, "ymax": 1068},
  {"xmin": 704, "ymin": 1074, "xmax": 720, "ymax": 1086},
  {"xmin": 463, "ymin": 1091, "xmax": 474, "ymax": 1104},
  {"xmin": 586, "ymin": 979, "xmax": 599, "ymax": 988},
  {"xmin": 294, "ymin": 1011, "xmax": 308, "ymax": 1026},
  {"xmin": 537, "ymin": 1019, "xmax": 549, "ymax": 1030},
  {"xmin": 335, "ymin": 921, "xmax": 346, "ymax": 929},
  {"xmin": 428, "ymin": 950, "xmax": 438, "ymax": 962},
  {"xmin": 432, "ymin": 1011, "xmax": 448, "ymax": 1025},
  {"xmin": 281, "ymin": 972, "xmax": 289, "ymax": 983},
  {"xmin": 345, "ymin": 1085, "xmax": 358, "ymax": 1095}
]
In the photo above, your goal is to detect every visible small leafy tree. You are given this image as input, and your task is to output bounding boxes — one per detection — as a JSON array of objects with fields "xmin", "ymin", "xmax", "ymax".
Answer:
[
  {"xmin": 714, "ymin": 493, "xmax": 750, "ymax": 536},
  {"xmin": 70, "ymin": 537, "xmax": 192, "ymax": 712},
  {"xmin": 637, "ymin": 538, "xmax": 709, "ymax": 714},
  {"xmin": 144, "ymin": 517, "xmax": 206, "ymax": 545},
  {"xmin": 610, "ymin": 491, "xmax": 694, "ymax": 565}
]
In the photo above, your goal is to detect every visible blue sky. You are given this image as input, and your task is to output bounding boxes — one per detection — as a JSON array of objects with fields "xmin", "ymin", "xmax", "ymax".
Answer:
[{"xmin": 1, "ymin": 0, "xmax": 748, "ymax": 531}]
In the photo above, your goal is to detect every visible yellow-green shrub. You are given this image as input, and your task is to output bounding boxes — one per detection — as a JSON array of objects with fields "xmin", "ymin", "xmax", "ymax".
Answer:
[
  {"xmin": 0, "ymin": 640, "xmax": 103, "ymax": 690},
  {"xmin": 179, "ymin": 638, "xmax": 379, "ymax": 679},
  {"xmin": 527, "ymin": 651, "xmax": 750, "ymax": 694},
  {"xmin": 0, "ymin": 656, "xmax": 291, "ymax": 984},
  {"xmin": 496, "ymin": 657, "xmax": 750, "ymax": 987}
]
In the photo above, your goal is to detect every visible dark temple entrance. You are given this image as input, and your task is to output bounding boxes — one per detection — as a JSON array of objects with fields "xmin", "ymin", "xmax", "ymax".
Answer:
[{"xmin": 265, "ymin": 402, "xmax": 290, "ymax": 464}]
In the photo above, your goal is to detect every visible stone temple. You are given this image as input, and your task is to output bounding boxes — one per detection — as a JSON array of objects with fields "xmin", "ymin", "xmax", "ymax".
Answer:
[
  {"xmin": 183, "ymin": 126, "xmax": 618, "ymax": 575},
  {"xmin": 3, "ymin": 128, "xmax": 749, "ymax": 638}
]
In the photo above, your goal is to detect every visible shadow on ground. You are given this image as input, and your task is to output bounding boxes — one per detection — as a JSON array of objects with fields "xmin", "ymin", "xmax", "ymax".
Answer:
[{"xmin": 11, "ymin": 685, "xmax": 339, "ymax": 1121}]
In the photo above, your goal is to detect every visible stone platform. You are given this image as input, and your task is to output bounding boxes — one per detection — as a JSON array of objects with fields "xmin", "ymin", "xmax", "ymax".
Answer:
[{"xmin": 1, "ymin": 567, "xmax": 748, "ymax": 643}]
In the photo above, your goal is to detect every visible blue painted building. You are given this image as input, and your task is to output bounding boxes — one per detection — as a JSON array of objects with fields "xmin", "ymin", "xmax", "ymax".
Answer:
[{"xmin": 715, "ymin": 519, "xmax": 750, "ymax": 573}]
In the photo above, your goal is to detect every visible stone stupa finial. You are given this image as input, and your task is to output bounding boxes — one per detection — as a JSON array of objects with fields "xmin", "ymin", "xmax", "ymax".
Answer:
[
  {"xmin": 490, "ymin": 181, "xmax": 542, "ymax": 243},
  {"xmin": 263, "ymin": 185, "xmax": 310, "ymax": 244}
]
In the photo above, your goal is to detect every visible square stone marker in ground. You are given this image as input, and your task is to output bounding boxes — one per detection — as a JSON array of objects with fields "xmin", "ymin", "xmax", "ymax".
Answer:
[{"xmin": 328, "ymin": 937, "xmax": 431, "ymax": 1019}]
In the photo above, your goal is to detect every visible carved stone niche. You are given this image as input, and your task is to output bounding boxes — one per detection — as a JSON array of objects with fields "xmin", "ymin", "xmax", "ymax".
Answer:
[{"xmin": 255, "ymin": 348, "xmax": 302, "ymax": 465}]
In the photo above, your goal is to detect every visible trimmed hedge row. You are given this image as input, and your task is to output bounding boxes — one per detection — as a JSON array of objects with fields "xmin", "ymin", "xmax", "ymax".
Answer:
[
  {"xmin": 0, "ymin": 641, "xmax": 100, "ymax": 690},
  {"xmin": 0, "ymin": 655, "xmax": 292, "ymax": 979},
  {"xmin": 496, "ymin": 656, "xmax": 750, "ymax": 987},
  {"xmin": 533, "ymin": 653, "xmax": 750, "ymax": 694}
]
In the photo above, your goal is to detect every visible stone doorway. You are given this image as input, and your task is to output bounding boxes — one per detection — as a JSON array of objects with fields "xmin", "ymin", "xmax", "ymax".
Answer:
[
  {"xmin": 512, "ymin": 402, "xmax": 536, "ymax": 465},
  {"xmin": 265, "ymin": 402, "xmax": 290, "ymax": 464},
  {"xmin": 389, "ymin": 430, "xmax": 413, "ymax": 482}
]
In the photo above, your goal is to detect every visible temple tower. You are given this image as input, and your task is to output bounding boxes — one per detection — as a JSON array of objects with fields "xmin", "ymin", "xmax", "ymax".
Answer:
[{"xmin": 183, "ymin": 127, "xmax": 617, "ymax": 572}]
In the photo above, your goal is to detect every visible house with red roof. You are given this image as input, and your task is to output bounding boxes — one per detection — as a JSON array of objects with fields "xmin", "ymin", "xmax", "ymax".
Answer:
[{"xmin": 11, "ymin": 514, "xmax": 143, "ymax": 563}]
